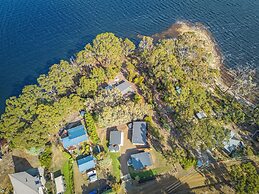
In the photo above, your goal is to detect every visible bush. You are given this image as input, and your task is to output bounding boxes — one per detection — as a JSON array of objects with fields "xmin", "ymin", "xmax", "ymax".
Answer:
[
  {"xmin": 39, "ymin": 146, "xmax": 52, "ymax": 169},
  {"xmin": 80, "ymin": 142, "xmax": 91, "ymax": 155},
  {"xmin": 62, "ymin": 160, "xmax": 74, "ymax": 194},
  {"xmin": 85, "ymin": 112, "xmax": 100, "ymax": 144}
]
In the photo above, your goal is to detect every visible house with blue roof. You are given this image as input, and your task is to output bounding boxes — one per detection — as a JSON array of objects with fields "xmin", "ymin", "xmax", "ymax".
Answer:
[
  {"xmin": 77, "ymin": 155, "xmax": 96, "ymax": 173},
  {"xmin": 61, "ymin": 125, "xmax": 88, "ymax": 151}
]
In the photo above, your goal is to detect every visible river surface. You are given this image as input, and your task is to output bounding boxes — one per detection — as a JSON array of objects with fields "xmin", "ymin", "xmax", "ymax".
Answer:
[{"xmin": 0, "ymin": 0, "xmax": 258, "ymax": 113}]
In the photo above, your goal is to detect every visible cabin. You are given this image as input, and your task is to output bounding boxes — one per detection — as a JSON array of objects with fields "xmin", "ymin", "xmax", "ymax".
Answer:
[
  {"xmin": 115, "ymin": 81, "xmax": 133, "ymax": 95},
  {"xmin": 61, "ymin": 125, "xmax": 88, "ymax": 151},
  {"xmin": 9, "ymin": 168, "xmax": 45, "ymax": 194},
  {"xmin": 128, "ymin": 152, "xmax": 153, "ymax": 170},
  {"xmin": 129, "ymin": 121, "xmax": 147, "ymax": 146},
  {"xmin": 77, "ymin": 155, "xmax": 96, "ymax": 173},
  {"xmin": 108, "ymin": 131, "xmax": 124, "ymax": 152},
  {"xmin": 54, "ymin": 175, "xmax": 65, "ymax": 194},
  {"xmin": 195, "ymin": 111, "xmax": 207, "ymax": 120},
  {"xmin": 223, "ymin": 131, "xmax": 243, "ymax": 155}
]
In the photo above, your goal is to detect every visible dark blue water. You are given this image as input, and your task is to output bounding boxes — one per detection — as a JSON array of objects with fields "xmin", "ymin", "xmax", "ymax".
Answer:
[{"xmin": 0, "ymin": 0, "xmax": 259, "ymax": 113}]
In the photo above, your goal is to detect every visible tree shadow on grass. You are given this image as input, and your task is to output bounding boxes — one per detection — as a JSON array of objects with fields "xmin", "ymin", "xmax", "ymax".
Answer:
[
  {"xmin": 126, "ymin": 173, "xmax": 195, "ymax": 194},
  {"xmin": 12, "ymin": 155, "xmax": 33, "ymax": 173}
]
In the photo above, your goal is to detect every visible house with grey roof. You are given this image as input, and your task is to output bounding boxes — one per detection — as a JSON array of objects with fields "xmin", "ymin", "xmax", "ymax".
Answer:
[
  {"xmin": 128, "ymin": 152, "xmax": 153, "ymax": 170},
  {"xmin": 115, "ymin": 81, "xmax": 133, "ymax": 95},
  {"xmin": 109, "ymin": 131, "xmax": 124, "ymax": 152},
  {"xmin": 129, "ymin": 121, "xmax": 147, "ymax": 145},
  {"xmin": 223, "ymin": 131, "xmax": 244, "ymax": 155},
  {"xmin": 9, "ymin": 169, "xmax": 45, "ymax": 194},
  {"xmin": 54, "ymin": 175, "xmax": 65, "ymax": 194}
]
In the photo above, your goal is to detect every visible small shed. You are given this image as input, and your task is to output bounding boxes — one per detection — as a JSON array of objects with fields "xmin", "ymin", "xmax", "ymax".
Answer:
[
  {"xmin": 130, "ymin": 121, "xmax": 147, "ymax": 145},
  {"xmin": 115, "ymin": 81, "xmax": 133, "ymax": 95},
  {"xmin": 195, "ymin": 112, "xmax": 207, "ymax": 119},
  {"xmin": 129, "ymin": 152, "xmax": 152, "ymax": 170},
  {"xmin": 54, "ymin": 175, "xmax": 65, "ymax": 194},
  {"xmin": 77, "ymin": 155, "xmax": 96, "ymax": 173}
]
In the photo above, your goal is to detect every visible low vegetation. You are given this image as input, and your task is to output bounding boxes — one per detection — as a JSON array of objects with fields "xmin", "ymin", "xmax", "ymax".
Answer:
[
  {"xmin": 38, "ymin": 145, "xmax": 52, "ymax": 169},
  {"xmin": 62, "ymin": 159, "xmax": 74, "ymax": 194},
  {"xmin": 129, "ymin": 167, "xmax": 160, "ymax": 183},
  {"xmin": 109, "ymin": 153, "xmax": 121, "ymax": 182}
]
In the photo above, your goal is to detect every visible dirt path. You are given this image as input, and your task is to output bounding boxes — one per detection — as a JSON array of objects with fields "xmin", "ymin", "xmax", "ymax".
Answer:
[{"xmin": 73, "ymin": 162, "xmax": 87, "ymax": 194}]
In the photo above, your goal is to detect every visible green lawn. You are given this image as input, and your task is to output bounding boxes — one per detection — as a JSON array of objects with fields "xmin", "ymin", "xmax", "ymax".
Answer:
[
  {"xmin": 109, "ymin": 152, "xmax": 121, "ymax": 182},
  {"xmin": 129, "ymin": 167, "xmax": 163, "ymax": 182},
  {"xmin": 62, "ymin": 159, "xmax": 74, "ymax": 194}
]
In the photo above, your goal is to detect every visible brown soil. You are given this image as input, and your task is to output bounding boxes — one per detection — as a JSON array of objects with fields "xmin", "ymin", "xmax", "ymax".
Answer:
[
  {"xmin": 50, "ymin": 145, "xmax": 67, "ymax": 171},
  {"xmin": 0, "ymin": 149, "xmax": 40, "ymax": 192}
]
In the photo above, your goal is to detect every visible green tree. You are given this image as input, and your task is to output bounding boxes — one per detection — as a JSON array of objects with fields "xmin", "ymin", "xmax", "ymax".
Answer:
[
  {"xmin": 230, "ymin": 162, "xmax": 259, "ymax": 194},
  {"xmin": 39, "ymin": 146, "xmax": 52, "ymax": 169},
  {"xmin": 92, "ymin": 33, "xmax": 124, "ymax": 67},
  {"xmin": 123, "ymin": 38, "xmax": 135, "ymax": 57},
  {"xmin": 85, "ymin": 112, "xmax": 100, "ymax": 144},
  {"xmin": 77, "ymin": 77, "xmax": 98, "ymax": 97}
]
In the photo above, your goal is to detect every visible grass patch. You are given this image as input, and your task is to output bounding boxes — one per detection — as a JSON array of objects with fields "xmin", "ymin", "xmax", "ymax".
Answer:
[
  {"xmin": 129, "ymin": 167, "xmax": 159, "ymax": 182},
  {"xmin": 62, "ymin": 159, "xmax": 74, "ymax": 194},
  {"xmin": 109, "ymin": 152, "xmax": 121, "ymax": 182}
]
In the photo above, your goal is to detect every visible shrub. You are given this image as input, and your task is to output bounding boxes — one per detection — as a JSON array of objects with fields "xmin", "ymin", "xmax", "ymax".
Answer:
[
  {"xmin": 85, "ymin": 112, "xmax": 100, "ymax": 144},
  {"xmin": 39, "ymin": 146, "xmax": 52, "ymax": 169}
]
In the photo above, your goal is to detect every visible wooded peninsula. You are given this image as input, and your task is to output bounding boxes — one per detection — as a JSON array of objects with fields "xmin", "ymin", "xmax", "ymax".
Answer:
[{"xmin": 0, "ymin": 22, "xmax": 258, "ymax": 194}]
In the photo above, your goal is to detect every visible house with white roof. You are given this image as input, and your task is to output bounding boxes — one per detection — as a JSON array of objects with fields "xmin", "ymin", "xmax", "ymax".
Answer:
[
  {"xmin": 223, "ymin": 131, "xmax": 243, "ymax": 155},
  {"xmin": 54, "ymin": 175, "xmax": 65, "ymax": 194}
]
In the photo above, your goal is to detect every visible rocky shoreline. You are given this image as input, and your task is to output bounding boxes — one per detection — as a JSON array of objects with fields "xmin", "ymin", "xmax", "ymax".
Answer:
[{"xmin": 152, "ymin": 21, "xmax": 243, "ymax": 93}]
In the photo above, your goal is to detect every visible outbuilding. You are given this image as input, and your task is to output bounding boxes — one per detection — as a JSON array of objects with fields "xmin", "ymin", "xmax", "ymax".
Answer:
[{"xmin": 54, "ymin": 175, "xmax": 65, "ymax": 194}]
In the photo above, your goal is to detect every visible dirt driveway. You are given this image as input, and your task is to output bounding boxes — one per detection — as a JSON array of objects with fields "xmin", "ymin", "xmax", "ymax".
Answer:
[{"xmin": 116, "ymin": 125, "xmax": 138, "ymax": 176}]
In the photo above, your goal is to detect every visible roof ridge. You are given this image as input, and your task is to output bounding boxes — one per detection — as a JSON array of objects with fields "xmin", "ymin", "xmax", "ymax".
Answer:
[{"xmin": 9, "ymin": 172, "xmax": 39, "ymax": 193}]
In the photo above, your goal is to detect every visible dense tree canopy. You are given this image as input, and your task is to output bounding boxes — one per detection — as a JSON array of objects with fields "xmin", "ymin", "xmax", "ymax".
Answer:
[
  {"xmin": 230, "ymin": 162, "xmax": 259, "ymax": 194},
  {"xmin": 0, "ymin": 31, "xmax": 254, "ymax": 154},
  {"xmin": 0, "ymin": 32, "xmax": 137, "ymax": 149}
]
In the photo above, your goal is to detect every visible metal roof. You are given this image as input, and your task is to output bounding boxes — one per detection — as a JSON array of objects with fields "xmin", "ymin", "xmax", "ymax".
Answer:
[
  {"xmin": 223, "ymin": 131, "xmax": 242, "ymax": 154},
  {"xmin": 196, "ymin": 112, "xmax": 207, "ymax": 119},
  {"xmin": 9, "ymin": 171, "xmax": 42, "ymax": 194},
  {"xmin": 130, "ymin": 152, "xmax": 152, "ymax": 170},
  {"xmin": 115, "ymin": 81, "xmax": 132, "ymax": 95},
  {"xmin": 61, "ymin": 125, "xmax": 88, "ymax": 148},
  {"xmin": 77, "ymin": 155, "xmax": 96, "ymax": 173},
  {"xmin": 131, "ymin": 121, "xmax": 147, "ymax": 145},
  {"xmin": 54, "ymin": 176, "xmax": 65, "ymax": 194},
  {"xmin": 109, "ymin": 131, "xmax": 123, "ymax": 145}
]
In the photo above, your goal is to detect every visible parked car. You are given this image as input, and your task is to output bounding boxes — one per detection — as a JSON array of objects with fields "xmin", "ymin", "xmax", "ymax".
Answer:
[{"xmin": 87, "ymin": 170, "xmax": 97, "ymax": 183}]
